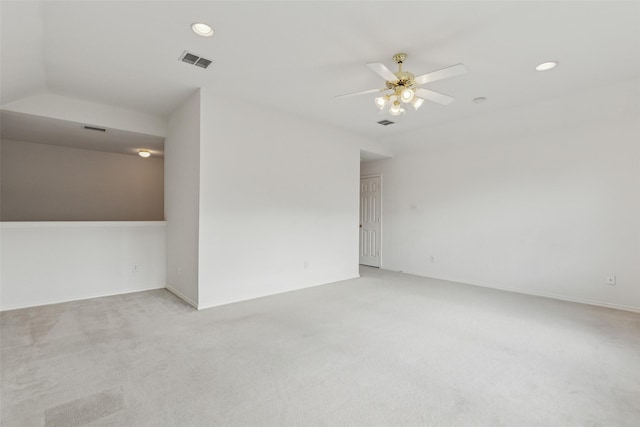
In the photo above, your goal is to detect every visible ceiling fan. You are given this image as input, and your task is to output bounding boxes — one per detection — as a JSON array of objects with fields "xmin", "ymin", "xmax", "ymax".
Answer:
[{"xmin": 336, "ymin": 53, "xmax": 468, "ymax": 116}]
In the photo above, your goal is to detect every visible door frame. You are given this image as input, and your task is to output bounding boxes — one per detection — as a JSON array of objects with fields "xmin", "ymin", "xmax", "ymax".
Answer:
[{"xmin": 359, "ymin": 173, "xmax": 383, "ymax": 268}]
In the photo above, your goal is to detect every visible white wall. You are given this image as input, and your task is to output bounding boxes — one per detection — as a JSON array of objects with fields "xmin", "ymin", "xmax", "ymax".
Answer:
[
  {"xmin": 198, "ymin": 91, "xmax": 362, "ymax": 308},
  {"xmin": 362, "ymin": 82, "xmax": 640, "ymax": 311},
  {"xmin": 164, "ymin": 90, "xmax": 200, "ymax": 307},
  {"xmin": 1, "ymin": 139, "xmax": 164, "ymax": 221},
  {"xmin": 0, "ymin": 221, "xmax": 166, "ymax": 311}
]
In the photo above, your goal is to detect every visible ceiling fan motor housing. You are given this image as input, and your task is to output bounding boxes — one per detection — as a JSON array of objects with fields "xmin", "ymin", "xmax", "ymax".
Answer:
[
  {"xmin": 387, "ymin": 53, "xmax": 415, "ymax": 90},
  {"xmin": 386, "ymin": 71, "xmax": 416, "ymax": 90}
]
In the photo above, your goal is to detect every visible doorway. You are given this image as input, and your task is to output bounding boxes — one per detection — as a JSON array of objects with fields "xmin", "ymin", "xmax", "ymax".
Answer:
[{"xmin": 360, "ymin": 175, "xmax": 381, "ymax": 267}]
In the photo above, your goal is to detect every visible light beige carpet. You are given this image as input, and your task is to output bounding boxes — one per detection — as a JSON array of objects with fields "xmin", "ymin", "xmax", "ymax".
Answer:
[{"xmin": 2, "ymin": 267, "xmax": 639, "ymax": 426}]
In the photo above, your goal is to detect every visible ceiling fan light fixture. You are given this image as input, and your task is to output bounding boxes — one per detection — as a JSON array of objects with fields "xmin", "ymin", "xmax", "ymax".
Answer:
[
  {"xmin": 191, "ymin": 22, "xmax": 214, "ymax": 37},
  {"xmin": 374, "ymin": 96, "xmax": 388, "ymax": 110},
  {"xmin": 411, "ymin": 97, "xmax": 425, "ymax": 110},
  {"xmin": 389, "ymin": 102, "xmax": 404, "ymax": 116},
  {"xmin": 336, "ymin": 53, "xmax": 468, "ymax": 117},
  {"xmin": 400, "ymin": 87, "xmax": 414, "ymax": 103}
]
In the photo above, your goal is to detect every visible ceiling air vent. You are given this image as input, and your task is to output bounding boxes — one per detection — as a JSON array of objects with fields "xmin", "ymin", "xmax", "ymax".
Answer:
[
  {"xmin": 179, "ymin": 51, "xmax": 213, "ymax": 69},
  {"xmin": 82, "ymin": 124, "xmax": 106, "ymax": 132},
  {"xmin": 377, "ymin": 120, "xmax": 394, "ymax": 126}
]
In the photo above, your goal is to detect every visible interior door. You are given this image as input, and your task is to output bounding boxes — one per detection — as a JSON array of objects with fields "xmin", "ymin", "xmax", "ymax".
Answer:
[{"xmin": 360, "ymin": 176, "xmax": 381, "ymax": 267}]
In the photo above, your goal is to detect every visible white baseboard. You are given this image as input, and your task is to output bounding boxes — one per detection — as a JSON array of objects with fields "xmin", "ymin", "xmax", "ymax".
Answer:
[
  {"xmin": 399, "ymin": 269, "xmax": 640, "ymax": 314},
  {"xmin": 165, "ymin": 285, "xmax": 198, "ymax": 309},
  {"xmin": 197, "ymin": 274, "xmax": 361, "ymax": 311},
  {"xmin": 0, "ymin": 285, "xmax": 166, "ymax": 312},
  {"xmin": 0, "ymin": 274, "xmax": 362, "ymax": 312},
  {"xmin": 515, "ymin": 289, "xmax": 640, "ymax": 313}
]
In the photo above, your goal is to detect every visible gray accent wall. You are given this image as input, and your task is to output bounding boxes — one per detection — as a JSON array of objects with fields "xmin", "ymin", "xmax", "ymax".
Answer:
[{"xmin": 1, "ymin": 139, "xmax": 164, "ymax": 221}]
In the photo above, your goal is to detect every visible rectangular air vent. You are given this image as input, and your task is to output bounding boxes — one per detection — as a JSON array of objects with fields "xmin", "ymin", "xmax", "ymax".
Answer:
[
  {"xmin": 82, "ymin": 124, "xmax": 106, "ymax": 132},
  {"xmin": 179, "ymin": 51, "xmax": 213, "ymax": 69},
  {"xmin": 195, "ymin": 58, "xmax": 212, "ymax": 68},
  {"xmin": 377, "ymin": 120, "xmax": 394, "ymax": 126}
]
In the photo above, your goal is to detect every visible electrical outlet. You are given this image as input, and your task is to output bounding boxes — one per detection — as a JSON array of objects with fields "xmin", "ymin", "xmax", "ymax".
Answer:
[
  {"xmin": 606, "ymin": 275, "xmax": 616, "ymax": 285},
  {"xmin": 304, "ymin": 261, "xmax": 309, "ymax": 269},
  {"xmin": 429, "ymin": 256, "xmax": 436, "ymax": 263},
  {"xmin": 132, "ymin": 264, "xmax": 138, "ymax": 273}
]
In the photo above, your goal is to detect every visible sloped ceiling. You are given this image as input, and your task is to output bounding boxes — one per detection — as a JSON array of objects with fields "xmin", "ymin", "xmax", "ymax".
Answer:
[
  {"xmin": 0, "ymin": 1, "xmax": 47, "ymax": 103},
  {"xmin": 1, "ymin": 1, "xmax": 639, "ymax": 150},
  {"xmin": 0, "ymin": 110, "xmax": 165, "ymax": 157}
]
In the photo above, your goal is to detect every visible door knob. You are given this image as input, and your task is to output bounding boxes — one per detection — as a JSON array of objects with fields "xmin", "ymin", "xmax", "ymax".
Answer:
[{"xmin": 359, "ymin": 224, "xmax": 362, "ymax": 228}]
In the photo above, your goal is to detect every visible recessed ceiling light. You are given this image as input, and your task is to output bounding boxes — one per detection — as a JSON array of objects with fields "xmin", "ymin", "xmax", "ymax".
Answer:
[
  {"xmin": 139, "ymin": 150, "xmax": 151, "ymax": 158},
  {"xmin": 536, "ymin": 61, "xmax": 558, "ymax": 71},
  {"xmin": 191, "ymin": 22, "xmax": 214, "ymax": 37}
]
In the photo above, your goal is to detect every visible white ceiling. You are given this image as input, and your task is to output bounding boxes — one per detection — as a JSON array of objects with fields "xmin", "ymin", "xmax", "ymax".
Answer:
[
  {"xmin": 0, "ymin": 111, "xmax": 164, "ymax": 157},
  {"xmin": 1, "ymin": 1, "xmax": 639, "ymax": 151}
]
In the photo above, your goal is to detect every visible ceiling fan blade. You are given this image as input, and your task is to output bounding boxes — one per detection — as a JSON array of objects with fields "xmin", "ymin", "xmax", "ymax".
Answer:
[
  {"xmin": 335, "ymin": 88, "xmax": 385, "ymax": 99},
  {"xmin": 414, "ymin": 63, "xmax": 468, "ymax": 86},
  {"xmin": 414, "ymin": 88, "xmax": 455, "ymax": 105},
  {"xmin": 367, "ymin": 63, "xmax": 398, "ymax": 82}
]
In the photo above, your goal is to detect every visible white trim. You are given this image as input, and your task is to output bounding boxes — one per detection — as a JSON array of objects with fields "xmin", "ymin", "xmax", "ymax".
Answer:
[
  {"xmin": 197, "ymin": 274, "xmax": 360, "ymax": 311},
  {"xmin": 524, "ymin": 291, "xmax": 640, "ymax": 313},
  {"xmin": 398, "ymin": 270, "xmax": 640, "ymax": 314},
  {"xmin": 165, "ymin": 285, "xmax": 198, "ymax": 309},
  {"xmin": 0, "ymin": 221, "xmax": 167, "ymax": 229},
  {"xmin": 0, "ymin": 285, "xmax": 166, "ymax": 312}
]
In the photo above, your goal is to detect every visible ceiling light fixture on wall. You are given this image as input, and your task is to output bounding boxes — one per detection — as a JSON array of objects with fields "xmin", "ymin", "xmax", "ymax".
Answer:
[
  {"xmin": 191, "ymin": 22, "xmax": 214, "ymax": 37},
  {"xmin": 139, "ymin": 150, "xmax": 151, "ymax": 158},
  {"xmin": 536, "ymin": 61, "xmax": 558, "ymax": 71}
]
